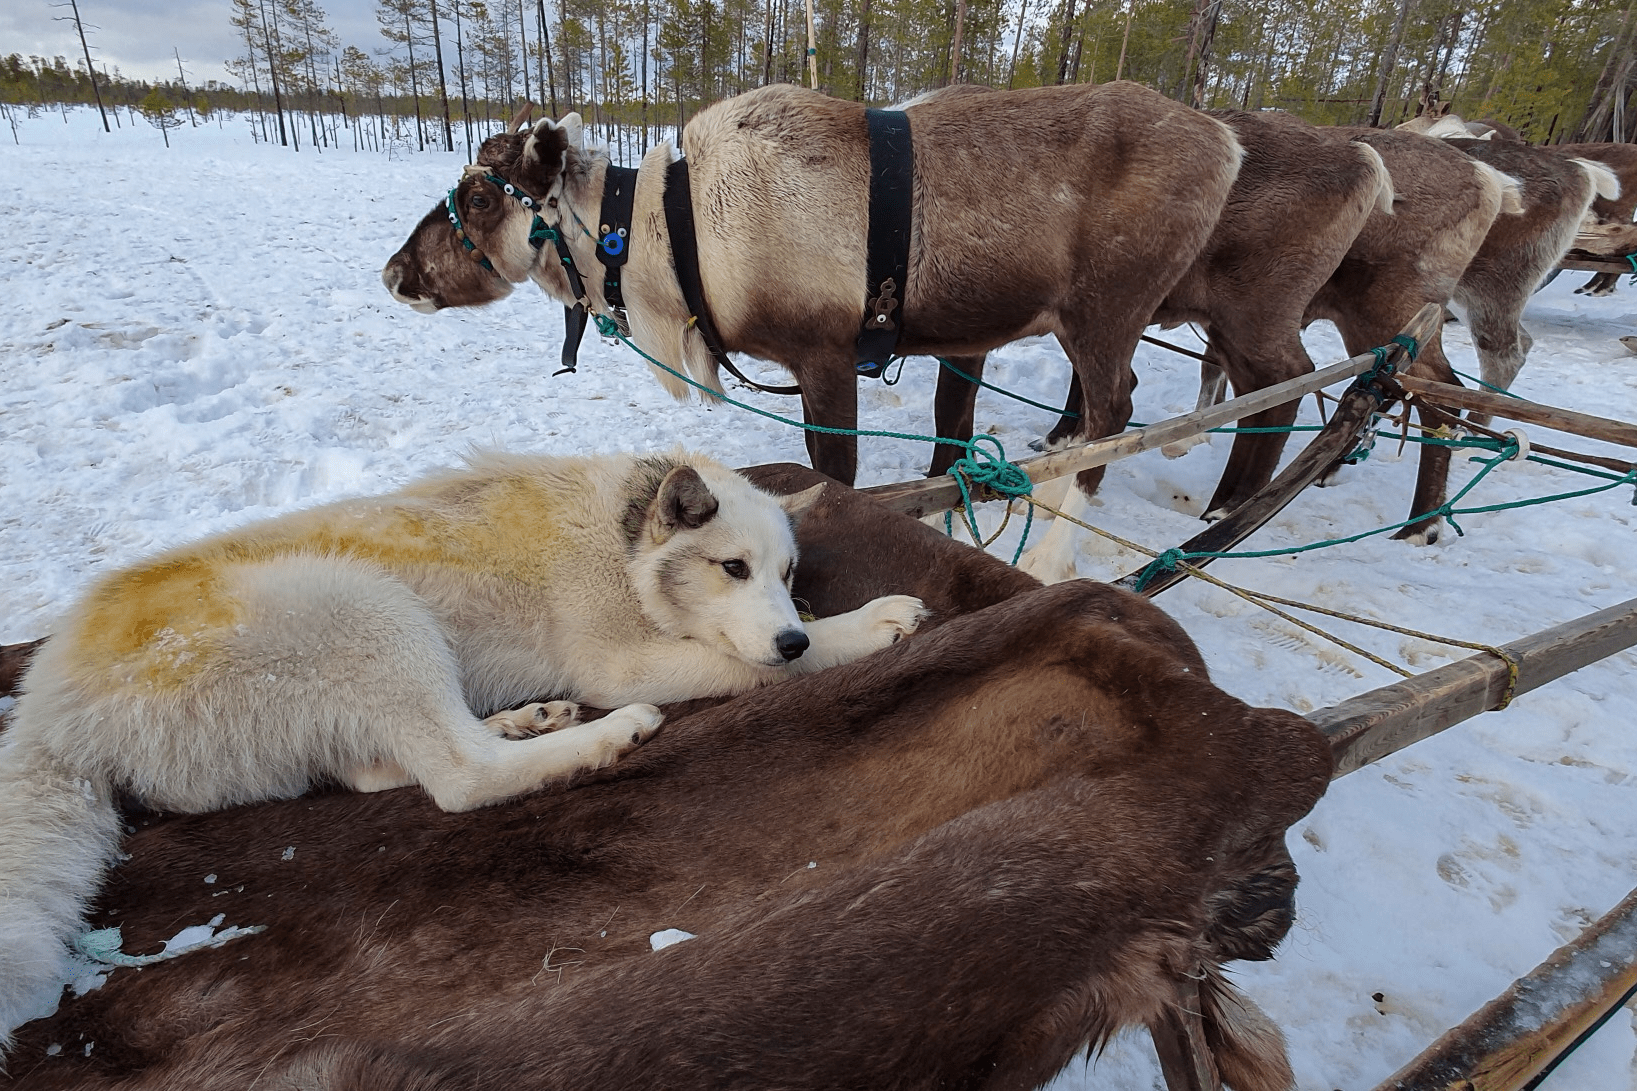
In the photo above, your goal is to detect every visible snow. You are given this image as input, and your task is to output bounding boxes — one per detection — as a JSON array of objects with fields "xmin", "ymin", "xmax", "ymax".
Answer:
[{"xmin": 4, "ymin": 107, "xmax": 1636, "ymax": 1089}]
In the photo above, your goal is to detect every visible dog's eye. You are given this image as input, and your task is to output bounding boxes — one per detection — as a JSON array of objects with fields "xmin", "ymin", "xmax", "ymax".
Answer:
[
  {"xmin": 721, "ymin": 559, "xmax": 750, "ymax": 580},
  {"xmin": 782, "ymin": 564, "xmax": 794, "ymax": 584},
  {"xmin": 470, "ymin": 193, "xmax": 491, "ymax": 210}
]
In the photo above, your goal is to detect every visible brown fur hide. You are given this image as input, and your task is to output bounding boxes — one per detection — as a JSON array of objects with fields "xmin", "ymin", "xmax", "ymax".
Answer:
[
  {"xmin": 383, "ymin": 83, "xmax": 1242, "ymax": 499},
  {"xmin": 1, "ymin": 467, "xmax": 1328, "ymax": 1091}
]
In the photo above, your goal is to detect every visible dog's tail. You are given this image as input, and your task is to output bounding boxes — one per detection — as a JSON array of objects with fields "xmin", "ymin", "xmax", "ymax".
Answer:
[{"xmin": 0, "ymin": 750, "xmax": 122, "ymax": 1054}]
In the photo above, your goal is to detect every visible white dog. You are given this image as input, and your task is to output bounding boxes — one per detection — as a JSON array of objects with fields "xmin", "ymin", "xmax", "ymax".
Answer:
[{"xmin": 0, "ymin": 450, "xmax": 926, "ymax": 1047}]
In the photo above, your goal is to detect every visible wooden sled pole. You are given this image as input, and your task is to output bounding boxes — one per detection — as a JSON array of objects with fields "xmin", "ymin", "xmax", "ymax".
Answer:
[
  {"xmin": 1309, "ymin": 596, "xmax": 1637, "ymax": 779},
  {"xmin": 1370, "ymin": 884, "xmax": 1637, "ymax": 1091},
  {"xmin": 1396, "ymin": 374, "xmax": 1637, "ymax": 450},
  {"xmin": 862, "ymin": 304, "xmax": 1443, "ymax": 519}
]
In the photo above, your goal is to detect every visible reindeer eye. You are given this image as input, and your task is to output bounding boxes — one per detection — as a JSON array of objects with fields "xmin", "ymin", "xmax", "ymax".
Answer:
[
  {"xmin": 470, "ymin": 193, "xmax": 491, "ymax": 210},
  {"xmin": 721, "ymin": 560, "xmax": 750, "ymax": 580}
]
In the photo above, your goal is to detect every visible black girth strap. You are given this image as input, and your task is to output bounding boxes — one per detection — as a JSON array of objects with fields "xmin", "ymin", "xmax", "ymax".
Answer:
[
  {"xmin": 595, "ymin": 165, "xmax": 639, "ymax": 313},
  {"xmin": 662, "ymin": 157, "xmax": 802, "ymax": 397},
  {"xmin": 854, "ymin": 108, "xmax": 914, "ymax": 379}
]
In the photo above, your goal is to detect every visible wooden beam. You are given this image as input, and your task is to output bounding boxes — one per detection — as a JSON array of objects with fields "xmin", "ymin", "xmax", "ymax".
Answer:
[
  {"xmin": 862, "ymin": 303, "xmax": 1443, "ymax": 519},
  {"xmin": 1370, "ymin": 885, "xmax": 1637, "ymax": 1091},
  {"xmin": 1396, "ymin": 374, "xmax": 1637, "ymax": 450},
  {"xmin": 1558, "ymin": 256, "xmax": 1632, "ymax": 274},
  {"xmin": 1310, "ymin": 597, "xmax": 1637, "ymax": 779},
  {"xmin": 1117, "ymin": 368, "xmax": 1388, "ymax": 596}
]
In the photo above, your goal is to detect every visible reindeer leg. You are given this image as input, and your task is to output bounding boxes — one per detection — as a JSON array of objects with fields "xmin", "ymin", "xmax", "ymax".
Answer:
[
  {"xmin": 797, "ymin": 363, "xmax": 860, "ymax": 486},
  {"xmin": 1202, "ymin": 329, "xmax": 1315, "ymax": 520},
  {"xmin": 928, "ymin": 353, "xmax": 985, "ymax": 477}
]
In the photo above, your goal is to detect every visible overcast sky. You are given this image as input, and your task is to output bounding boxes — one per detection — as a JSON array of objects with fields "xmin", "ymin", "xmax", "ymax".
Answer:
[{"xmin": 3, "ymin": 0, "xmax": 388, "ymax": 85}]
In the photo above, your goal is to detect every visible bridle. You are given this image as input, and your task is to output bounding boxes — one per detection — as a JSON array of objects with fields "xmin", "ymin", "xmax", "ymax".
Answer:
[{"xmin": 446, "ymin": 171, "xmax": 593, "ymax": 309}]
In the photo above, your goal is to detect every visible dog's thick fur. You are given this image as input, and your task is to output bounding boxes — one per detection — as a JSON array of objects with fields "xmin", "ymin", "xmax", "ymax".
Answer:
[{"xmin": 0, "ymin": 451, "xmax": 924, "ymax": 1050}]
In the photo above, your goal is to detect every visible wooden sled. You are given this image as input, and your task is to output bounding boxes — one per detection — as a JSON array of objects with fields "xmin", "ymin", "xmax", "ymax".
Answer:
[{"xmin": 0, "ymin": 465, "xmax": 1333, "ymax": 1091}]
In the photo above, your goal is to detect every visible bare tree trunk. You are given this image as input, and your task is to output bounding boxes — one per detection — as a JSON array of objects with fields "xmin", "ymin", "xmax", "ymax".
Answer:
[
  {"xmin": 174, "ymin": 49, "xmax": 197, "ymax": 125},
  {"xmin": 517, "ymin": 0, "xmax": 532, "ymax": 108},
  {"xmin": 1054, "ymin": 0, "xmax": 1077, "ymax": 84},
  {"xmin": 427, "ymin": 0, "xmax": 455, "ymax": 150},
  {"xmin": 65, "ymin": 0, "xmax": 111, "ymax": 131},
  {"xmin": 257, "ymin": 0, "xmax": 290, "ymax": 146},
  {"xmin": 854, "ymin": 0, "xmax": 873, "ymax": 99},
  {"xmin": 804, "ymin": 0, "xmax": 819, "ymax": 88},
  {"xmin": 1575, "ymin": 0, "xmax": 1637, "ymax": 141},
  {"xmin": 950, "ymin": 0, "xmax": 967, "ymax": 85},
  {"xmin": 1007, "ymin": 0, "xmax": 1029, "ymax": 88},
  {"xmin": 1114, "ymin": 0, "xmax": 1134, "ymax": 81},
  {"xmin": 404, "ymin": 8, "xmax": 424, "ymax": 150},
  {"xmin": 537, "ymin": 0, "xmax": 559, "ymax": 115},
  {"xmin": 454, "ymin": 0, "xmax": 472, "ymax": 158},
  {"xmin": 1368, "ymin": 0, "xmax": 1416, "ymax": 128}
]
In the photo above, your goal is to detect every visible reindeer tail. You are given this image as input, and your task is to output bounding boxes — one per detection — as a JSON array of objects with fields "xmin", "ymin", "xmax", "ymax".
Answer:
[
  {"xmin": 0, "ymin": 749, "xmax": 122, "ymax": 1055},
  {"xmin": 1572, "ymin": 158, "xmax": 1622, "ymax": 204},
  {"xmin": 1473, "ymin": 160, "xmax": 1527, "ymax": 216},
  {"xmin": 1351, "ymin": 140, "xmax": 1397, "ymax": 216}
]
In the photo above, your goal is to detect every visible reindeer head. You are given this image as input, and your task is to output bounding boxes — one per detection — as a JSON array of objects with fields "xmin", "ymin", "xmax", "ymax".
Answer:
[{"xmin": 380, "ymin": 111, "xmax": 590, "ymax": 313}]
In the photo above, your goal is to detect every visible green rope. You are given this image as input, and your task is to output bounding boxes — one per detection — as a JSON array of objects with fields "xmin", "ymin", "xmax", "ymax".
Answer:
[
  {"xmin": 1130, "ymin": 437, "xmax": 1637, "ymax": 591},
  {"xmin": 1450, "ymin": 368, "xmax": 1522, "ymax": 399},
  {"xmin": 934, "ymin": 356, "xmax": 1077, "ymax": 418},
  {"xmin": 588, "ymin": 314, "xmax": 1038, "ymax": 560}
]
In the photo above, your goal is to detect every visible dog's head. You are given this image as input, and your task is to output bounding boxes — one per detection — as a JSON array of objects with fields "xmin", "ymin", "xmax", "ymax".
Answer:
[{"xmin": 625, "ymin": 459, "xmax": 825, "ymax": 667}]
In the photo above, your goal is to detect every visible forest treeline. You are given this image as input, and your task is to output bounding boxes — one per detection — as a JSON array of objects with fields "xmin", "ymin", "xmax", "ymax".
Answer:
[{"xmin": 5, "ymin": 0, "xmax": 1636, "ymax": 156}]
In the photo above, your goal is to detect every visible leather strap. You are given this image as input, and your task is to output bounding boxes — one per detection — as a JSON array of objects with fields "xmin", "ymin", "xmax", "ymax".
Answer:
[{"xmin": 854, "ymin": 108, "xmax": 914, "ymax": 378}]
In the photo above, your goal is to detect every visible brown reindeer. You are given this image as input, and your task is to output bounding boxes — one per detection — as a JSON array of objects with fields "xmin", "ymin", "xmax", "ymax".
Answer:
[
  {"xmin": 1432, "ymin": 139, "xmax": 1616, "ymax": 415},
  {"xmin": 1031, "ymin": 126, "xmax": 1510, "ymax": 554},
  {"xmin": 1545, "ymin": 143, "xmax": 1637, "ymax": 296},
  {"xmin": 943, "ymin": 108, "xmax": 1393, "ymax": 580},
  {"xmin": 1399, "ymin": 112, "xmax": 1630, "ymax": 297},
  {"xmin": 3, "ymin": 467, "xmax": 1330, "ymax": 1091},
  {"xmin": 383, "ymin": 82, "xmax": 1241, "ymax": 507}
]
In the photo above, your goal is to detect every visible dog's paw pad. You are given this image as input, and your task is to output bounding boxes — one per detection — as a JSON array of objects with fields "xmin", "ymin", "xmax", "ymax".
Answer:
[{"xmin": 487, "ymin": 701, "xmax": 579, "ymax": 739}]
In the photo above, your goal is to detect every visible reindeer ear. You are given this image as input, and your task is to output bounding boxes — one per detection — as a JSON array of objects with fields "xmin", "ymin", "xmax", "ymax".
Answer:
[
  {"xmin": 647, "ymin": 466, "xmax": 719, "ymax": 542},
  {"xmin": 776, "ymin": 483, "xmax": 827, "ymax": 523},
  {"xmin": 520, "ymin": 117, "xmax": 571, "ymax": 192},
  {"xmin": 557, "ymin": 111, "xmax": 586, "ymax": 152}
]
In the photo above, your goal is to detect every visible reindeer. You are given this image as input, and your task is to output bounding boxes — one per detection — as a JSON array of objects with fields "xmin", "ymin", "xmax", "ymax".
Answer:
[
  {"xmin": 926, "ymin": 108, "xmax": 1393, "ymax": 579},
  {"xmin": 1017, "ymin": 122, "xmax": 1511, "ymax": 566},
  {"xmin": 383, "ymin": 82, "xmax": 1241, "ymax": 521},
  {"xmin": 1400, "ymin": 108, "xmax": 1630, "ymax": 298}
]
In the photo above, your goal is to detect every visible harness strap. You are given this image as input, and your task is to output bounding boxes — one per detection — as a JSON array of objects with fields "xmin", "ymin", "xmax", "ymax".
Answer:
[
  {"xmin": 662, "ymin": 157, "xmax": 803, "ymax": 397},
  {"xmin": 855, "ymin": 108, "xmax": 914, "ymax": 379},
  {"xmin": 595, "ymin": 165, "xmax": 640, "ymax": 313}
]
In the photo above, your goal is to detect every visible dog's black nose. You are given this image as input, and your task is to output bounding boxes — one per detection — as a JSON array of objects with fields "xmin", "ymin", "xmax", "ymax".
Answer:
[{"xmin": 775, "ymin": 629, "xmax": 810, "ymax": 661}]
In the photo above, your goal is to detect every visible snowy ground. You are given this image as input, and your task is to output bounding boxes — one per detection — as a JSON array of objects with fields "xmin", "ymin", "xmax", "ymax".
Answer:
[{"xmin": 2, "ymin": 108, "xmax": 1635, "ymax": 1089}]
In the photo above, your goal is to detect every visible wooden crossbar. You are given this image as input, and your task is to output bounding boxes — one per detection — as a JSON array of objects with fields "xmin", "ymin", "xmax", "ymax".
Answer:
[
  {"xmin": 1397, "ymin": 374, "xmax": 1637, "ymax": 450},
  {"xmin": 1310, "ymin": 596, "xmax": 1637, "ymax": 779},
  {"xmin": 861, "ymin": 304, "xmax": 1443, "ymax": 519},
  {"xmin": 1371, "ymin": 884, "xmax": 1637, "ymax": 1091}
]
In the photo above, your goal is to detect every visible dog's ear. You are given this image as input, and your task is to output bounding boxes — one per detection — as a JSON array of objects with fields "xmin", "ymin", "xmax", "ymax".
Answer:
[
  {"xmin": 776, "ymin": 483, "xmax": 827, "ymax": 523},
  {"xmin": 648, "ymin": 466, "xmax": 719, "ymax": 540}
]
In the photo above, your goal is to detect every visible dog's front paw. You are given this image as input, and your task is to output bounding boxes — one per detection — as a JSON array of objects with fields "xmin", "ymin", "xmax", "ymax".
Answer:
[
  {"xmin": 599, "ymin": 704, "xmax": 665, "ymax": 756},
  {"xmin": 486, "ymin": 700, "xmax": 581, "ymax": 739},
  {"xmin": 862, "ymin": 595, "xmax": 930, "ymax": 647}
]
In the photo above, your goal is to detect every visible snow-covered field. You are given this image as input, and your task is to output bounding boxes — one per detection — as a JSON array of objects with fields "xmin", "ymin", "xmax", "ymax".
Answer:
[{"xmin": 3, "ymin": 107, "xmax": 1635, "ymax": 1089}]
